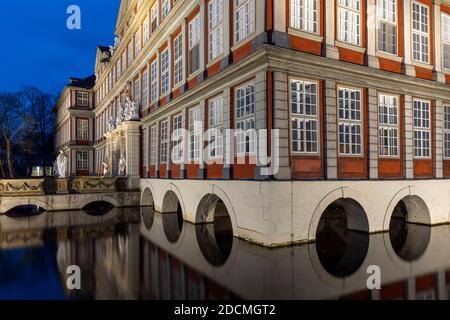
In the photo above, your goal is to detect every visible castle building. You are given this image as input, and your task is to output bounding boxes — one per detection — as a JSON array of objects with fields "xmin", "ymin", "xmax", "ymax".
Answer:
[{"xmin": 56, "ymin": 0, "xmax": 450, "ymax": 246}]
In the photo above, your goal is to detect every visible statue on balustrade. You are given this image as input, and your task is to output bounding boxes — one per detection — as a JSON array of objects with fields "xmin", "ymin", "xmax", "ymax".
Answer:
[
  {"xmin": 102, "ymin": 160, "xmax": 110, "ymax": 177},
  {"xmin": 118, "ymin": 154, "xmax": 126, "ymax": 177},
  {"xmin": 54, "ymin": 150, "xmax": 68, "ymax": 179},
  {"xmin": 116, "ymin": 102, "xmax": 125, "ymax": 127}
]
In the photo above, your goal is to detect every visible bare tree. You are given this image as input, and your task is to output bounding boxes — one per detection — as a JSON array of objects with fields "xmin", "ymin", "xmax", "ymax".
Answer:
[{"xmin": 0, "ymin": 93, "xmax": 32, "ymax": 178}]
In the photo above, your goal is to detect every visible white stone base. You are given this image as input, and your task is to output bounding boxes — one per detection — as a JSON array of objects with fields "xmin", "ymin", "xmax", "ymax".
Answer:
[{"xmin": 140, "ymin": 178, "xmax": 450, "ymax": 247}]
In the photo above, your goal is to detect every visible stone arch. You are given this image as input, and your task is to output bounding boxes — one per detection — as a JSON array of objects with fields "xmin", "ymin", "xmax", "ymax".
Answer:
[
  {"xmin": 384, "ymin": 187, "xmax": 431, "ymax": 230},
  {"xmin": 195, "ymin": 193, "xmax": 234, "ymax": 266},
  {"xmin": 140, "ymin": 186, "xmax": 155, "ymax": 207},
  {"xmin": 308, "ymin": 187, "xmax": 370, "ymax": 241},
  {"xmin": 2, "ymin": 198, "xmax": 53, "ymax": 215},
  {"xmin": 162, "ymin": 190, "xmax": 182, "ymax": 213}
]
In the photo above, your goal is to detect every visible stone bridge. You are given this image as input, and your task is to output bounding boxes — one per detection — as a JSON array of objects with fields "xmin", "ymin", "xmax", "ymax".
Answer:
[{"xmin": 0, "ymin": 177, "xmax": 140, "ymax": 214}]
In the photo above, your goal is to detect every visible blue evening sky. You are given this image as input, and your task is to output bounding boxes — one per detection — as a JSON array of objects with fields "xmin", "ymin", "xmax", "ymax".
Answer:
[{"xmin": 0, "ymin": 0, "xmax": 120, "ymax": 96}]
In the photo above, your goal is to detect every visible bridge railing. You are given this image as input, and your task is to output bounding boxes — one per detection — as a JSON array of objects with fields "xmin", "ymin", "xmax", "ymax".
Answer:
[{"xmin": 0, "ymin": 177, "xmax": 128, "ymax": 196}]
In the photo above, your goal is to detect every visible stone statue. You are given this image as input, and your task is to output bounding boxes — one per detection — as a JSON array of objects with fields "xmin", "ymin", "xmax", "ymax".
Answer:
[
  {"xmin": 107, "ymin": 116, "xmax": 116, "ymax": 131},
  {"xmin": 116, "ymin": 102, "xmax": 125, "ymax": 126},
  {"xmin": 118, "ymin": 154, "xmax": 126, "ymax": 177},
  {"xmin": 124, "ymin": 96, "xmax": 140, "ymax": 121},
  {"xmin": 102, "ymin": 161, "xmax": 110, "ymax": 177},
  {"xmin": 109, "ymin": 36, "xmax": 121, "ymax": 56},
  {"xmin": 55, "ymin": 150, "xmax": 68, "ymax": 179}
]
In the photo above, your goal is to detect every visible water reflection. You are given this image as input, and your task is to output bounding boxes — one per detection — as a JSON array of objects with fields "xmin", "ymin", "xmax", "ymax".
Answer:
[
  {"xmin": 162, "ymin": 208, "xmax": 183, "ymax": 244},
  {"xmin": 1, "ymin": 206, "xmax": 450, "ymax": 300}
]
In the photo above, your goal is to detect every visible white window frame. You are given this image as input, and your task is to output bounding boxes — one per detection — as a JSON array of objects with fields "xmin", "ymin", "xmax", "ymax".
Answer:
[
  {"xmin": 290, "ymin": 79, "xmax": 320, "ymax": 155},
  {"xmin": 376, "ymin": 0, "xmax": 398, "ymax": 55},
  {"xmin": 143, "ymin": 16, "xmax": 150, "ymax": 44},
  {"xmin": 337, "ymin": 0, "xmax": 361, "ymax": 46},
  {"xmin": 234, "ymin": 0, "xmax": 255, "ymax": 44},
  {"xmin": 161, "ymin": 49, "xmax": 170, "ymax": 96},
  {"xmin": 160, "ymin": 120, "xmax": 169, "ymax": 164},
  {"xmin": 77, "ymin": 118, "xmax": 89, "ymax": 141},
  {"xmin": 235, "ymin": 82, "xmax": 256, "ymax": 155},
  {"xmin": 77, "ymin": 150, "xmax": 89, "ymax": 171},
  {"xmin": 378, "ymin": 94, "xmax": 399, "ymax": 158},
  {"xmin": 173, "ymin": 34, "xmax": 184, "ymax": 86},
  {"xmin": 290, "ymin": 0, "xmax": 319, "ymax": 34},
  {"xmin": 172, "ymin": 113, "xmax": 185, "ymax": 163},
  {"xmin": 442, "ymin": 13, "xmax": 450, "ymax": 70},
  {"xmin": 135, "ymin": 28, "xmax": 141, "ymax": 57},
  {"xmin": 77, "ymin": 92, "xmax": 89, "ymax": 107},
  {"xmin": 413, "ymin": 99, "xmax": 431, "ymax": 159},
  {"xmin": 208, "ymin": 95, "xmax": 224, "ymax": 159},
  {"xmin": 150, "ymin": 59, "xmax": 159, "ymax": 103},
  {"xmin": 151, "ymin": 3, "xmax": 159, "ymax": 32},
  {"xmin": 142, "ymin": 69, "xmax": 149, "ymax": 108},
  {"xmin": 134, "ymin": 78, "xmax": 141, "ymax": 104},
  {"xmin": 411, "ymin": 2, "xmax": 430, "ymax": 64},
  {"xmin": 127, "ymin": 41, "xmax": 134, "ymax": 66},
  {"xmin": 208, "ymin": 0, "xmax": 224, "ymax": 61},
  {"xmin": 162, "ymin": 0, "xmax": 171, "ymax": 19},
  {"xmin": 150, "ymin": 125, "xmax": 158, "ymax": 165},
  {"xmin": 189, "ymin": 106, "xmax": 203, "ymax": 162},
  {"xmin": 338, "ymin": 87, "xmax": 363, "ymax": 156},
  {"xmin": 444, "ymin": 105, "xmax": 450, "ymax": 159},
  {"xmin": 189, "ymin": 15, "xmax": 201, "ymax": 75}
]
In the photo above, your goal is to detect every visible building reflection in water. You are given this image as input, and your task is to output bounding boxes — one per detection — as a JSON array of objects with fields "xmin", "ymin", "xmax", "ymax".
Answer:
[{"xmin": 2, "ymin": 206, "xmax": 450, "ymax": 300}]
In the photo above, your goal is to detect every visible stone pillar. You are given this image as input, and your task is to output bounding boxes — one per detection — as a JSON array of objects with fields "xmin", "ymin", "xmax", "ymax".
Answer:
[
  {"xmin": 368, "ymin": 89, "xmax": 379, "ymax": 179},
  {"xmin": 223, "ymin": 87, "xmax": 232, "ymax": 179},
  {"xmin": 403, "ymin": 1, "xmax": 416, "ymax": 76},
  {"xmin": 199, "ymin": 0, "xmax": 206, "ymax": 75},
  {"xmin": 123, "ymin": 121, "xmax": 141, "ymax": 189},
  {"xmin": 434, "ymin": 0, "xmax": 446, "ymax": 83},
  {"xmin": 198, "ymin": 100, "xmax": 206, "ymax": 179},
  {"xmin": 254, "ymin": 71, "xmax": 269, "ymax": 180},
  {"xmin": 273, "ymin": 71, "xmax": 291, "ymax": 180},
  {"xmin": 89, "ymin": 150, "xmax": 94, "ymax": 175},
  {"xmin": 435, "ymin": 99, "xmax": 444, "ymax": 178},
  {"xmin": 325, "ymin": 0, "xmax": 339, "ymax": 59},
  {"xmin": 325, "ymin": 80, "xmax": 338, "ymax": 179},
  {"xmin": 143, "ymin": 126, "xmax": 149, "ymax": 178},
  {"xmin": 367, "ymin": 0, "xmax": 379, "ymax": 68},
  {"xmin": 404, "ymin": 95, "xmax": 414, "ymax": 179}
]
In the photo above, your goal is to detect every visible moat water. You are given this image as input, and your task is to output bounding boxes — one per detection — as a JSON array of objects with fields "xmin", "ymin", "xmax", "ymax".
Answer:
[{"xmin": 0, "ymin": 205, "xmax": 448, "ymax": 300}]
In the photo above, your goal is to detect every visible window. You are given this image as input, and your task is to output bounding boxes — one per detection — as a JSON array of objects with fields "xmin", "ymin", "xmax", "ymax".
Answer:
[
  {"xmin": 235, "ymin": 83, "xmax": 256, "ymax": 155},
  {"xmin": 151, "ymin": 60, "xmax": 159, "ymax": 103},
  {"xmin": 121, "ymin": 51, "xmax": 127, "ymax": 72},
  {"xmin": 290, "ymin": 79, "xmax": 319, "ymax": 154},
  {"xmin": 162, "ymin": 0, "xmax": 170, "ymax": 19},
  {"xmin": 189, "ymin": 106, "xmax": 203, "ymax": 161},
  {"xmin": 143, "ymin": 16, "xmax": 150, "ymax": 44},
  {"xmin": 377, "ymin": 0, "xmax": 397, "ymax": 54},
  {"xmin": 413, "ymin": 99, "xmax": 431, "ymax": 158},
  {"xmin": 128, "ymin": 41, "xmax": 134, "ymax": 66},
  {"xmin": 161, "ymin": 49, "xmax": 170, "ymax": 95},
  {"xmin": 142, "ymin": 70, "xmax": 149, "ymax": 108},
  {"xmin": 444, "ymin": 106, "xmax": 450, "ymax": 158},
  {"xmin": 189, "ymin": 15, "xmax": 201, "ymax": 75},
  {"xmin": 150, "ymin": 126, "xmax": 158, "ymax": 165},
  {"xmin": 337, "ymin": 0, "xmax": 361, "ymax": 46},
  {"xmin": 208, "ymin": 96, "xmax": 224, "ymax": 158},
  {"xmin": 290, "ymin": 0, "xmax": 319, "ymax": 34},
  {"xmin": 160, "ymin": 120, "xmax": 169, "ymax": 163},
  {"xmin": 77, "ymin": 151, "xmax": 88, "ymax": 171},
  {"xmin": 77, "ymin": 92, "xmax": 89, "ymax": 107},
  {"xmin": 412, "ymin": 2, "xmax": 430, "ymax": 63},
  {"xmin": 134, "ymin": 78, "xmax": 140, "ymax": 104},
  {"xmin": 235, "ymin": 0, "xmax": 255, "ymax": 43},
  {"xmin": 338, "ymin": 88, "xmax": 362, "ymax": 155},
  {"xmin": 173, "ymin": 34, "xmax": 184, "ymax": 85},
  {"xmin": 135, "ymin": 29, "xmax": 141, "ymax": 57},
  {"xmin": 442, "ymin": 13, "xmax": 450, "ymax": 69},
  {"xmin": 172, "ymin": 113, "xmax": 184, "ymax": 163},
  {"xmin": 151, "ymin": 3, "xmax": 158, "ymax": 32},
  {"xmin": 209, "ymin": 0, "xmax": 224, "ymax": 61},
  {"xmin": 77, "ymin": 119, "xmax": 89, "ymax": 141},
  {"xmin": 378, "ymin": 94, "xmax": 399, "ymax": 157}
]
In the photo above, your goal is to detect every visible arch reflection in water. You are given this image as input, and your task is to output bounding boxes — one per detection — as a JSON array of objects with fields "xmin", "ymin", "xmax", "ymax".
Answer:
[
  {"xmin": 82, "ymin": 201, "xmax": 115, "ymax": 216},
  {"xmin": 389, "ymin": 196, "xmax": 431, "ymax": 262},
  {"xmin": 141, "ymin": 206, "xmax": 155, "ymax": 230},
  {"xmin": 315, "ymin": 198, "xmax": 369, "ymax": 278},
  {"xmin": 162, "ymin": 207, "xmax": 184, "ymax": 243},
  {"xmin": 5, "ymin": 205, "xmax": 45, "ymax": 218},
  {"xmin": 195, "ymin": 195, "xmax": 234, "ymax": 266}
]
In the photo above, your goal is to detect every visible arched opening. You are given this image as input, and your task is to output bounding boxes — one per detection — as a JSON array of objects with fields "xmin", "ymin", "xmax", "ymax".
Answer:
[
  {"xmin": 195, "ymin": 194, "xmax": 233, "ymax": 267},
  {"xmin": 315, "ymin": 198, "xmax": 369, "ymax": 278},
  {"xmin": 5, "ymin": 205, "xmax": 45, "ymax": 218},
  {"xmin": 162, "ymin": 191, "xmax": 183, "ymax": 243},
  {"xmin": 389, "ymin": 196, "xmax": 431, "ymax": 261},
  {"xmin": 82, "ymin": 201, "xmax": 115, "ymax": 216},
  {"xmin": 141, "ymin": 188, "xmax": 154, "ymax": 207}
]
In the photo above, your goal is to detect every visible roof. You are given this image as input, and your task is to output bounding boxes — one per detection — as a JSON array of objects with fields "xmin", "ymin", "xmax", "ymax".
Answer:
[{"xmin": 67, "ymin": 74, "xmax": 96, "ymax": 89}]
